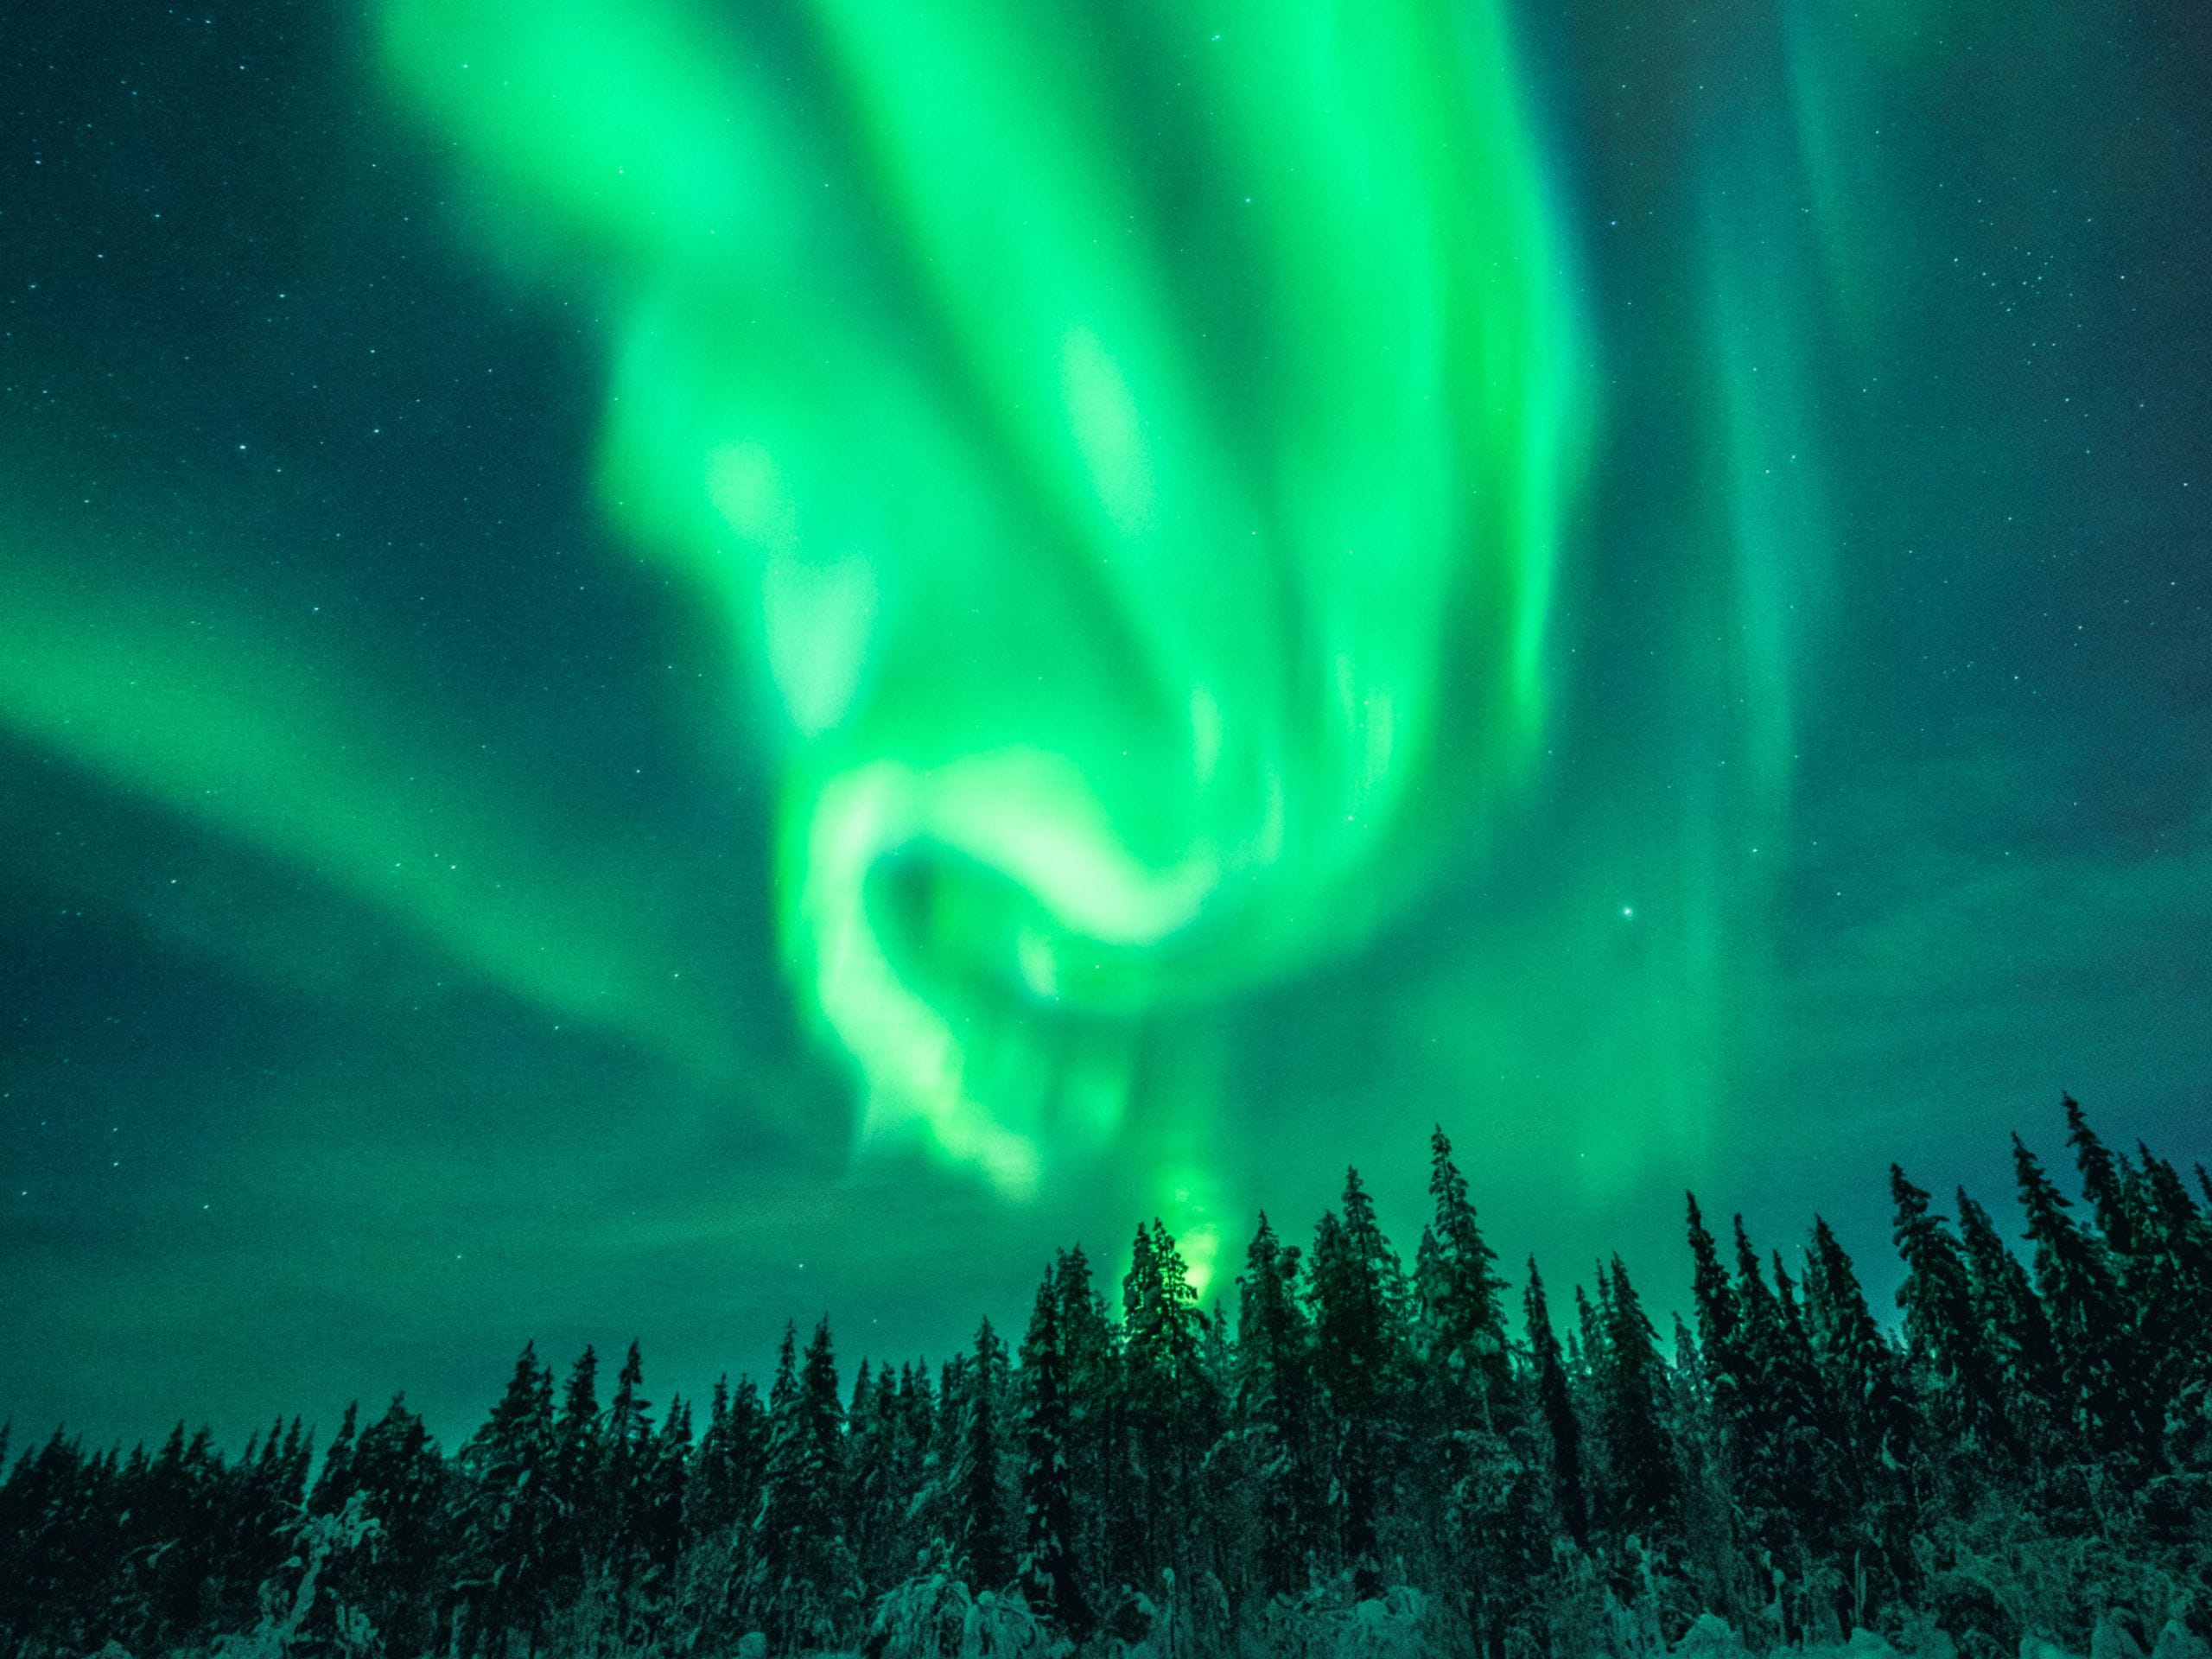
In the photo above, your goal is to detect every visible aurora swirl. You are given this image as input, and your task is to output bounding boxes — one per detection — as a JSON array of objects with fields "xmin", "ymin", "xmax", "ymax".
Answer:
[{"xmin": 379, "ymin": 0, "xmax": 1589, "ymax": 1223}]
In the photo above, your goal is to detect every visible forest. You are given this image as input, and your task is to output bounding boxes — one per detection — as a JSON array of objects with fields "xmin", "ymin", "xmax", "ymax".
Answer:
[{"xmin": 3, "ymin": 1098, "xmax": 2209, "ymax": 1659}]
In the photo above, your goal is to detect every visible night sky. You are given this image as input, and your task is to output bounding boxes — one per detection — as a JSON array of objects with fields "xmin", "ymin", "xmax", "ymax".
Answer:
[{"xmin": 3, "ymin": 0, "xmax": 2209, "ymax": 1454}]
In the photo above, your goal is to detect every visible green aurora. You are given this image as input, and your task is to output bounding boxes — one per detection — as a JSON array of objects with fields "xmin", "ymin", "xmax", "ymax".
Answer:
[
  {"xmin": 2, "ymin": 0, "xmax": 2207, "ymax": 1445},
  {"xmin": 379, "ymin": 0, "xmax": 1591, "ymax": 1250}
]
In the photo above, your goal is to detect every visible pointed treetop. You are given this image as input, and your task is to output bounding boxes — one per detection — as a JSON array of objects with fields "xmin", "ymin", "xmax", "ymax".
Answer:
[
  {"xmin": 2012, "ymin": 1134, "xmax": 2070, "ymax": 1210},
  {"xmin": 1732, "ymin": 1216, "xmax": 1768, "ymax": 1292},
  {"xmin": 561, "ymin": 1344, "xmax": 601, "ymax": 1427},
  {"xmin": 2064, "ymin": 1096, "xmax": 2135, "ymax": 1252}
]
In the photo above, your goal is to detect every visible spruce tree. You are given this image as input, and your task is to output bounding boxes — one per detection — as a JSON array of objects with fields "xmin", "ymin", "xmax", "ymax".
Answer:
[
  {"xmin": 1594, "ymin": 1258, "xmax": 1675, "ymax": 1543},
  {"xmin": 955, "ymin": 1319, "xmax": 1013, "ymax": 1589},
  {"xmin": 1681, "ymin": 1190, "xmax": 1755, "ymax": 1611},
  {"xmin": 2064, "ymin": 1096, "xmax": 2135, "ymax": 1255},
  {"xmin": 1415, "ymin": 1127, "xmax": 1515, "ymax": 1430},
  {"xmin": 1727, "ymin": 1224, "xmax": 1842, "ymax": 1635},
  {"xmin": 690, "ymin": 1376, "xmax": 734, "ymax": 1536},
  {"xmin": 2013, "ymin": 1135, "xmax": 2138, "ymax": 1459},
  {"xmin": 337, "ymin": 1396, "xmax": 450, "ymax": 1654},
  {"xmin": 674, "ymin": 1379, "xmax": 748, "ymax": 1649},
  {"xmin": 640, "ymin": 1398, "xmax": 692, "ymax": 1598},
  {"xmin": 1308, "ymin": 1171, "xmax": 1411, "ymax": 1598},
  {"xmin": 1049, "ymin": 1245, "xmax": 1125, "ymax": 1615},
  {"xmin": 846, "ymin": 1363, "xmax": 909, "ymax": 1602},
  {"xmin": 1523, "ymin": 1259, "xmax": 1588, "ymax": 1547},
  {"xmin": 2126, "ymin": 1148, "xmax": 2212, "ymax": 1441},
  {"xmin": 1018, "ymin": 1269, "xmax": 1089, "ymax": 1633},
  {"xmin": 454, "ymin": 1344, "xmax": 555, "ymax": 1654},
  {"xmin": 919, "ymin": 1351, "xmax": 970, "ymax": 1564},
  {"xmin": 602, "ymin": 1340, "xmax": 655, "ymax": 1597},
  {"xmin": 1567, "ymin": 1280, "xmax": 1610, "ymax": 1503},
  {"xmin": 1236, "ymin": 1211, "xmax": 1321, "ymax": 1597},
  {"xmin": 886, "ymin": 1361, "xmax": 935, "ymax": 1555},
  {"xmin": 1890, "ymin": 1166, "xmax": 2018, "ymax": 1471},
  {"xmin": 752, "ymin": 1319, "xmax": 854, "ymax": 1649},
  {"xmin": 1802, "ymin": 1216, "xmax": 1921, "ymax": 1603},
  {"xmin": 6, "ymin": 1430, "xmax": 128, "ymax": 1649},
  {"xmin": 547, "ymin": 1345, "xmax": 605, "ymax": 1606},
  {"xmin": 311, "ymin": 1402, "xmax": 359, "ymax": 1516},
  {"xmin": 1685, "ymin": 1194, "xmax": 1747, "ymax": 1463},
  {"xmin": 214, "ymin": 1417, "xmax": 305, "ymax": 1632},
  {"xmin": 1122, "ymin": 1220, "xmax": 1215, "ymax": 1590},
  {"xmin": 168, "ymin": 1427, "xmax": 226, "ymax": 1641},
  {"xmin": 1955, "ymin": 1188, "xmax": 2063, "ymax": 1454},
  {"xmin": 686, "ymin": 1374, "xmax": 757, "ymax": 1540}
]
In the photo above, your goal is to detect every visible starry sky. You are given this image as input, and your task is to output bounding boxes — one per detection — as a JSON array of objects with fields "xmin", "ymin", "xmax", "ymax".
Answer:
[{"xmin": 3, "ymin": 0, "xmax": 2208, "ymax": 1452}]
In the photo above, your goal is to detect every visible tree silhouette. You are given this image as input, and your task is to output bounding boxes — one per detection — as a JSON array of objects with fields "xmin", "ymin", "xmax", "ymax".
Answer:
[{"xmin": 3, "ymin": 1099, "xmax": 2207, "ymax": 1658}]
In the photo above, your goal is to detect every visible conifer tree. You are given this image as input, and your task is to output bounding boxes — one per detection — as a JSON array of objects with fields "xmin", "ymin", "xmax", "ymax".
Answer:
[
  {"xmin": 1018, "ymin": 1271, "xmax": 1089, "ymax": 1633},
  {"xmin": 1727, "ymin": 1223, "xmax": 1840, "ymax": 1635},
  {"xmin": 1685, "ymin": 1195, "xmax": 1747, "ymax": 1462},
  {"xmin": 1309, "ymin": 1171, "xmax": 1411, "ymax": 1598},
  {"xmin": 1955, "ymin": 1189, "xmax": 2063, "ymax": 1452},
  {"xmin": 921, "ymin": 1349, "xmax": 968, "ymax": 1541},
  {"xmin": 1767, "ymin": 1255, "xmax": 1827, "ymax": 1420},
  {"xmin": 3, "ymin": 1430, "xmax": 116, "ymax": 1646},
  {"xmin": 1890, "ymin": 1166, "xmax": 2018, "ymax": 1471},
  {"xmin": 2013, "ymin": 1135, "xmax": 2138, "ymax": 1459},
  {"xmin": 602, "ymin": 1341, "xmax": 654, "ymax": 1595},
  {"xmin": 1048, "ymin": 1245, "xmax": 1124, "ymax": 1613},
  {"xmin": 753, "ymin": 1319, "xmax": 854, "ymax": 1649},
  {"xmin": 640, "ymin": 1397, "xmax": 692, "ymax": 1599},
  {"xmin": 1738, "ymin": 1226, "xmax": 1831, "ymax": 1459},
  {"xmin": 1122, "ymin": 1220, "xmax": 1215, "ymax": 1589},
  {"xmin": 2065, "ymin": 1096, "xmax": 2135, "ymax": 1255},
  {"xmin": 1594, "ymin": 1258, "xmax": 1675, "ymax": 1542},
  {"xmin": 954, "ymin": 1319, "xmax": 1013, "ymax": 1589},
  {"xmin": 1664, "ymin": 1307, "xmax": 1742, "ymax": 1623},
  {"xmin": 337, "ymin": 1396, "xmax": 449, "ymax": 1653},
  {"xmin": 546, "ymin": 1345, "xmax": 605, "ymax": 1605},
  {"xmin": 1523, "ymin": 1259, "xmax": 1588, "ymax": 1547},
  {"xmin": 1802, "ymin": 1216, "xmax": 1921, "ymax": 1603},
  {"xmin": 692, "ymin": 1376, "xmax": 734, "ymax": 1538},
  {"xmin": 311, "ymin": 1402, "xmax": 360, "ymax": 1516},
  {"xmin": 1236, "ymin": 1212, "xmax": 1321, "ymax": 1596},
  {"xmin": 845, "ymin": 1363, "xmax": 909, "ymax": 1601},
  {"xmin": 1411, "ymin": 1128, "xmax": 1522, "ymax": 1617},
  {"xmin": 1679, "ymin": 1193, "xmax": 1761, "ymax": 1621},
  {"xmin": 1567, "ymin": 1281, "xmax": 1610, "ymax": 1499},
  {"xmin": 687, "ymin": 1374, "xmax": 760, "ymax": 1541},
  {"xmin": 212, "ymin": 1416, "xmax": 307, "ymax": 1632},
  {"xmin": 2126, "ymin": 1148, "xmax": 2212, "ymax": 1439},
  {"xmin": 454, "ymin": 1343, "xmax": 555, "ymax": 1654},
  {"xmin": 893, "ymin": 1359, "xmax": 943, "ymax": 1573},
  {"xmin": 1415, "ymin": 1127, "xmax": 1515, "ymax": 1430},
  {"xmin": 180, "ymin": 1432, "xmax": 222, "ymax": 1637},
  {"xmin": 683, "ymin": 1368, "xmax": 768, "ymax": 1649}
]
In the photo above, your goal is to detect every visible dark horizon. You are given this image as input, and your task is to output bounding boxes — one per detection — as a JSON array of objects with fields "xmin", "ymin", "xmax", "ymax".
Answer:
[
  {"xmin": 6, "ymin": 1094, "xmax": 2202, "ymax": 1465},
  {"xmin": 5, "ymin": 1104, "xmax": 2208, "ymax": 1658}
]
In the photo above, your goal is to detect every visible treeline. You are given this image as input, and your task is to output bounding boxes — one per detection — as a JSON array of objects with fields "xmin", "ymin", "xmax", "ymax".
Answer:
[{"xmin": 3, "ymin": 1098, "xmax": 2209, "ymax": 1659}]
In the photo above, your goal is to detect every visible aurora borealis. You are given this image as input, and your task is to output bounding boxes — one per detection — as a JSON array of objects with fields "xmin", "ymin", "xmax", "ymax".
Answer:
[
  {"xmin": 3, "ymin": 0, "xmax": 2209, "ymax": 1450},
  {"xmin": 380, "ymin": 0, "xmax": 1592, "ymax": 1222}
]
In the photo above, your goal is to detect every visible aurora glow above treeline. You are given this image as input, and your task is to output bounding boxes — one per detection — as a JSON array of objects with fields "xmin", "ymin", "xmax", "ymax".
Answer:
[{"xmin": 1, "ymin": 0, "xmax": 2207, "ymax": 1446}]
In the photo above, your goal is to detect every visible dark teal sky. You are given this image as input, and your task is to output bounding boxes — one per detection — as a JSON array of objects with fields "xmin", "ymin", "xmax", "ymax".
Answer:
[{"xmin": 3, "ymin": 0, "xmax": 2208, "ymax": 1454}]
